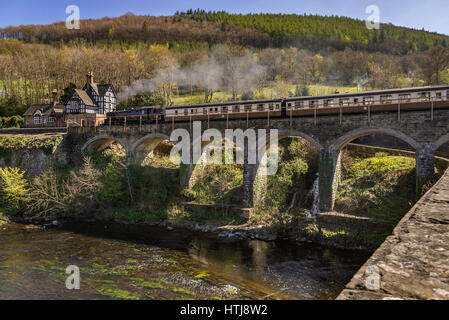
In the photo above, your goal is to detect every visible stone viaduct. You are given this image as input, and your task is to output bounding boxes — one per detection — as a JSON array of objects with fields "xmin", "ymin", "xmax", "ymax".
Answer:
[{"xmin": 64, "ymin": 108, "xmax": 449, "ymax": 211}]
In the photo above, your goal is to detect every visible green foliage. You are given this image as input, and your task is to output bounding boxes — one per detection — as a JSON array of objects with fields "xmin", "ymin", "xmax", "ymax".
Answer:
[
  {"xmin": 0, "ymin": 116, "xmax": 24, "ymax": 128},
  {"xmin": 185, "ymin": 10, "xmax": 449, "ymax": 54},
  {"xmin": 336, "ymin": 155, "xmax": 417, "ymax": 223},
  {"xmin": 0, "ymin": 135, "xmax": 63, "ymax": 155},
  {"xmin": 0, "ymin": 96, "xmax": 27, "ymax": 117},
  {"xmin": 0, "ymin": 167, "xmax": 29, "ymax": 212},
  {"xmin": 100, "ymin": 163, "xmax": 124, "ymax": 204},
  {"xmin": 190, "ymin": 164, "xmax": 243, "ymax": 205},
  {"xmin": 60, "ymin": 83, "xmax": 77, "ymax": 104},
  {"xmin": 265, "ymin": 138, "xmax": 312, "ymax": 208}
]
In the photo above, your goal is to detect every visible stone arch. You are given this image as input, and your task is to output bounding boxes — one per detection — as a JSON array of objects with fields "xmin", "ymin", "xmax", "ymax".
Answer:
[
  {"xmin": 320, "ymin": 127, "xmax": 426, "ymax": 212},
  {"xmin": 81, "ymin": 135, "xmax": 128, "ymax": 156},
  {"xmin": 330, "ymin": 127, "xmax": 419, "ymax": 152},
  {"xmin": 329, "ymin": 127, "xmax": 419, "ymax": 152},
  {"xmin": 277, "ymin": 129, "xmax": 323, "ymax": 151},
  {"xmin": 130, "ymin": 133, "xmax": 171, "ymax": 165},
  {"xmin": 432, "ymin": 133, "xmax": 449, "ymax": 152}
]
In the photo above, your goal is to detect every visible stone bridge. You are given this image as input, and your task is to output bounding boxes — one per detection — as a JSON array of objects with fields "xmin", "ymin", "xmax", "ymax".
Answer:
[{"xmin": 65, "ymin": 108, "xmax": 449, "ymax": 211}]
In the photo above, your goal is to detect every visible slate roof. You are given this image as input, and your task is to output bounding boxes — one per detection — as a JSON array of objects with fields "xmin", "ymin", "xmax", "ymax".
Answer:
[
  {"xmin": 83, "ymin": 83, "xmax": 113, "ymax": 97},
  {"xmin": 74, "ymin": 89, "xmax": 96, "ymax": 106},
  {"xmin": 23, "ymin": 104, "xmax": 64, "ymax": 116}
]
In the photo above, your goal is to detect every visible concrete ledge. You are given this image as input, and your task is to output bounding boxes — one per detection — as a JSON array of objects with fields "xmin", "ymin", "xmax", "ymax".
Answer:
[{"xmin": 337, "ymin": 167, "xmax": 449, "ymax": 300}]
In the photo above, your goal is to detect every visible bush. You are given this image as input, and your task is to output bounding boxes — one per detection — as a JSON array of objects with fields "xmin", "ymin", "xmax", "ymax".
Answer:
[
  {"xmin": 100, "ymin": 163, "xmax": 124, "ymax": 204},
  {"xmin": 0, "ymin": 167, "xmax": 29, "ymax": 212}
]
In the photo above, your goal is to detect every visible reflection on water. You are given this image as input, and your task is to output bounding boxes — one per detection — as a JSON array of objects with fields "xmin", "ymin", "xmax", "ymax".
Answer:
[{"xmin": 0, "ymin": 221, "xmax": 370, "ymax": 300}]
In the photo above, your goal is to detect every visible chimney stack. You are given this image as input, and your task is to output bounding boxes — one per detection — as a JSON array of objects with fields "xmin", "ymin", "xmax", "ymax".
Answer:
[
  {"xmin": 52, "ymin": 89, "xmax": 58, "ymax": 106},
  {"xmin": 87, "ymin": 72, "xmax": 93, "ymax": 86}
]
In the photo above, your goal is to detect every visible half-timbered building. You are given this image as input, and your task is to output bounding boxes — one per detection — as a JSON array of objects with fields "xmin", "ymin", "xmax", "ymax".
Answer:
[{"xmin": 65, "ymin": 72, "xmax": 117, "ymax": 127}]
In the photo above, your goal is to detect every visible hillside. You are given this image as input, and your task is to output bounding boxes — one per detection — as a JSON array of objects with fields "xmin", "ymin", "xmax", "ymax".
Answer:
[{"xmin": 1, "ymin": 10, "xmax": 449, "ymax": 55}]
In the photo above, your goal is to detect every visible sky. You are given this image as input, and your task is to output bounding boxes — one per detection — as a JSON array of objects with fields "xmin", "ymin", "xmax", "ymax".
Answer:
[{"xmin": 1, "ymin": 0, "xmax": 449, "ymax": 35}]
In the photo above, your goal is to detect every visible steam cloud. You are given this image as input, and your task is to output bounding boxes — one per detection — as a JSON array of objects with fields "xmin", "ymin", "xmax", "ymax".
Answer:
[{"xmin": 117, "ymin": 47, "xmax": 268, "ymax": 103}]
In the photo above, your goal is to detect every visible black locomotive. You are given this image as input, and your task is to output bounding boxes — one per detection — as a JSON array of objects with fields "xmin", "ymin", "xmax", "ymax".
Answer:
[{"xmin": 107, "ymin": 106, "xmax": 164, "ymax": 125}]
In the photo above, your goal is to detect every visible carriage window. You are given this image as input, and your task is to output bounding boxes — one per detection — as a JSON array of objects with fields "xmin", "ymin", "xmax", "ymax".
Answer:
[
  {"xmin": 233, "ymin": 105, "xmax": 240, "ymax": 112},
  {"xmin": 268, "ymin": 103, "xmax": 274, "ymax": 111},
  {"xmin": 215, "ymin": 108, "xmax": 218, "ymax": 112},
  {"xmin": 287, "ymin": 103, "xmax": 292, "ymax": 110},
  {"xmin": 294, "ymin": 101, "xmax": 304, "ymax": 109},
  {"xmin": 435, "ymin": 92, "xmax": 442, "ymax": 100},
  {"xmin": 339, "ymin": 98, "xmax": 350, "ymax": 106},
  {"xmin": 363, "ymin": 96, "xmax": 374, "ymax": 105},
  {"xmin": 353, "ymin": 98, "xmax": 359, "ymax": 104},
  {"xmin": 309, "ymin": 100, "xmax": 318, "ymax": 108},
  {"xmin": 191, "ymin": 109, "xmax": 197, "ymax": 114},
  {"xmin": 222, "ymin": 106, "xmax": 228, "ymax": 113},
  {"xmin": 175, "ymin": 110, "xmax": 178, "ymax": 115},
  {"xmin": 276, "ymin": 104, "xmax": 280, "ymax": 109},
  {"xmin": 418, "ymin": 92, "xmax": 430, "ymax": 101},
  {"xmin": 244, "ymin": 105, "xmax": 252, "ymax": 112},
  {"xmin": 324, "ymin": 99, "xmax": 333, "ymax": 107},
  {"xmin": 184, "ymin": 109, "xmax": 188, "ymax": 115},
  {"xmin": 257, "ymin": 104, "xmax": 265, "ymax": 111},
  {"xmin": 380, "ymin": 95, "xmax": 392, "ymax": 104},
  {"xmin": 399, "ymin": 94, "xmax": 411, "ymax": 102},
  {"xmin": 203, "ymin": 108, "xmax": 207, "ymax": 114}
]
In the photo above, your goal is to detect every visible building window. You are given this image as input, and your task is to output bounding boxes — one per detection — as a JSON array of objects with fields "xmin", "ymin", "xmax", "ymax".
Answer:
[{"xmin": 34, "ymin": 115, "xmax": 42, "ymax": 125}]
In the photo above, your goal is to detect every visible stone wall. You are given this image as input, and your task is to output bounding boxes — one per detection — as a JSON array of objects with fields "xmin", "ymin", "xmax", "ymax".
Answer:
[
  {"xmin": 0, "ymin": 136, "xmax": 68, "ymax": 176},
  {"xmin": 337, "ymin": 167, "xmax": 449, "ymax": 300}
]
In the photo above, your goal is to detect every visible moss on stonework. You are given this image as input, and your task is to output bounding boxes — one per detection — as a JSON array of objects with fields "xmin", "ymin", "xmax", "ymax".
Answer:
[{"xmin": 0, "ymin": 135, "xmax": 62, "ymax": 156}]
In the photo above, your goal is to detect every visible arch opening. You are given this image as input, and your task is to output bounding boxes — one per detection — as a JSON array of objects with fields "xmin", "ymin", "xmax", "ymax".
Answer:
[
  {"xmin": 331, "ymin": 130, "xmax": 420, "ymax": 228},
  {"xmin": 187, "ymin": 137, "xmax": 245, "ymax": 209},
  {"xmin": 131, "ymin": 133, "xmax": 176, "ymax": 167},
  {"xmin": 81, "ymin": 136, "xmax": 127, "ymax": 159}
]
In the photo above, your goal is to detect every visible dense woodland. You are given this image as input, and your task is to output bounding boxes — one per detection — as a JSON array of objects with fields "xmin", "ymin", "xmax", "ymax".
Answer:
[{"xmin": 1, "ymin": 10, "xmax": 449, "ymax": 117}]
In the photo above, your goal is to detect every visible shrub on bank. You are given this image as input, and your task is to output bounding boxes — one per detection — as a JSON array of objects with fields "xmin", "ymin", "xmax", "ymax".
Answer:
[{"xmin": 0, "ymin": 167, "xmax": 29, "ymax": 213}]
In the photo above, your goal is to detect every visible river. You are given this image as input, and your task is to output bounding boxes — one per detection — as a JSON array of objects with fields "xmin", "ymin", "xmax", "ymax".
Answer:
[{"xmin": 0, "ymin": 221, "xmax": 370, "ymax": 300}]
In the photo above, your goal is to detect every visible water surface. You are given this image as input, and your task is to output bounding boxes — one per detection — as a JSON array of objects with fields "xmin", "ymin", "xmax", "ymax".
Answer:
[{"xmin": 0, "ymin": 221, "xmax": 370, "ymax": 300}]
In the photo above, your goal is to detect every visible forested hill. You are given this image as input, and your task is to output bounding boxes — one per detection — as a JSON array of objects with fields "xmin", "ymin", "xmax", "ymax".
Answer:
[{"xmin": 1, "ymin": 10, "xmax": 448, "ymax": 55}]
